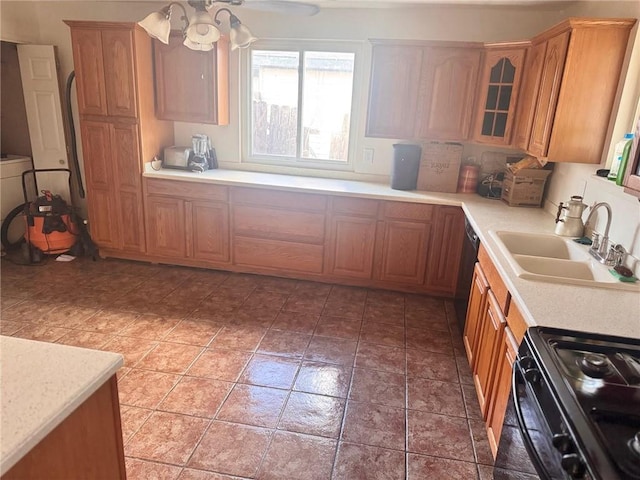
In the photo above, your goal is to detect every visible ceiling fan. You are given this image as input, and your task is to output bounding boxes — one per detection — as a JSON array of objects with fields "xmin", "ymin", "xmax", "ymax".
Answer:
[
  {"xmin": 204, "ymin": 0, "xmax": 321, "ymax": 16},
  {"xmin": 139, "ymin": 0, "xmax": 320, "ymax": 52}
]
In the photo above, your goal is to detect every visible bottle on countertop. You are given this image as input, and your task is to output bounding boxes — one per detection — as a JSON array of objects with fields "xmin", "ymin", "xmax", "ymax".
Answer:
[
  {"xmin": 615, "ymin": 133, "xmax": 635, "ymax": 186},
  {"xmin": 608, "ymin": 133, "xmax": 634, "ymax": 181}
]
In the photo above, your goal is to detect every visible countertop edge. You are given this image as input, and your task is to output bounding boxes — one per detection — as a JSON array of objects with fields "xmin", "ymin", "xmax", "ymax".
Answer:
[{"xmin": 0, "ymin": 341, "xmax": 123, "ymax": 476}]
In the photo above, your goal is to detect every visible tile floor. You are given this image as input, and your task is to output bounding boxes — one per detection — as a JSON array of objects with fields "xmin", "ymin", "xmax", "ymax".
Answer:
[{"xmin": 1, "ymin": 256, "xmax": 498, "ymax": 479}]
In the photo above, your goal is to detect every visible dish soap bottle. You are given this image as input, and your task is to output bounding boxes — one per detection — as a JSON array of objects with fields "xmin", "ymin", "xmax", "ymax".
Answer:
[
  {"xmin": 615, "ymin": 133, "xmax": 635, "ymax": 186},
  {"xmin": 608, "ymin": 133, "xmax": 634, "ymax": 181}
]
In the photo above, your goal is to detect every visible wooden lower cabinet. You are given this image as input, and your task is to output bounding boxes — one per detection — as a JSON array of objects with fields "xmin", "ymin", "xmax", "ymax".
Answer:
[
  {"xmin": 425, "ymin": 206, "xmax": 465, "ymax": 294},
  {"xmin": 377, "ymin": 219, "xmax": 431, "ymax": 285},
  {"xmin": 145, "ymin": 196, "xmax": 186, "ymax": 258},
  {"xmin": 463, "ymin": 263, "xmax": 489, "ymax": 369},
  {"xmin": 3, "ymin": 376, "xmax": 125, "ymax": 480},
  {"xmin": 141, "ymin": 180, "xmax": 465, "ymax": 294},
  {"xmin": 191, "ymin": 201, "xmax": 230, "ymax": 263},
  {"xmin": 473, "ymin": 289, "xmax": 507, "ymax": 418},
  {"xmin": 486, "ymin": 327, "xmax": 519, "ymax": 456},
  {"xmin": 325, "ymin": 214, "xmax": 378, "ymax": 279}
]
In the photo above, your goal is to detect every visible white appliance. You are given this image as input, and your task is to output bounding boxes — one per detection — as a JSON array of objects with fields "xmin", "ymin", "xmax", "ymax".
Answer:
[{"xmin": 1, "ymin": 156, "xmax": 33, "ymax": 246}]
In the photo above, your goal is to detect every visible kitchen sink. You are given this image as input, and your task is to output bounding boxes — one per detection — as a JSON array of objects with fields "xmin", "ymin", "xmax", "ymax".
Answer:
[{"xmin": 490, "ymin": 231, "xmax": 640, "ymax": 291}]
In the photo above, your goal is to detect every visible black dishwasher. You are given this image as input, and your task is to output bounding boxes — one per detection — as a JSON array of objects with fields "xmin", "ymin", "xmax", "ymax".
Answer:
[{"xmin": 454, "ymin": 217, "xmax": 480, "ymax": 332}]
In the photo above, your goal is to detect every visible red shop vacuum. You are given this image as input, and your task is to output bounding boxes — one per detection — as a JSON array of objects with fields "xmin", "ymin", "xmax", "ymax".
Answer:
[{"xmin": 20, "ymin": 169, "xmax": 78, "ymax": 263}]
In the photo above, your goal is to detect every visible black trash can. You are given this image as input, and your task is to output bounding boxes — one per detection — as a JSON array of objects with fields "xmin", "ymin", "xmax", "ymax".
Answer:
[{"xmin": 391, "ymin": 144, "xmax": 422, "ymax": 190}]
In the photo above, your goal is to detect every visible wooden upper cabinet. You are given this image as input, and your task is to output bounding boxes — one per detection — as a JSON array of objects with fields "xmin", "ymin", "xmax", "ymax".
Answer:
[
  {"xmin": 520, "ymin": 18, "xmax": 635, "ymax": 163},
  {"xmin": 154, "ymin": 33, "xmax": 229, "ymax": 124},
  {"xmin": 366, "ymin": 44, "xmax": 423, "ymax": 139},
  {"xmin": 527, "ymin": 31, "xmax": 570, "ymax": 157},
  {"xmin": 68, "ymin": 24, "xmax": 138, "ymax": 118},
  {"xmin": 70, "ymin": 28, "xmax": 107, "ymax": 116},
  {"xmin": 101, "ymin": 29, "xmax": 138, "ymax": 118},
  {"xmin": 472, "ymin": 44, "xmax": 527, "ymax": 145},
  {"xmin": 416, "ymin": 47, "xmax": 482, "ymax": 140},
  {"xmin": 512, "ymin": 42, "xmax": 547, "ymax": 150}
]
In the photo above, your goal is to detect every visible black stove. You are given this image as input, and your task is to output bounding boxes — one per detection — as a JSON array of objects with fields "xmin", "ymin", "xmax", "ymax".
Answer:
[{"xmin": 513, "ymin": 327, "xmax": 640, "ymax": 479}]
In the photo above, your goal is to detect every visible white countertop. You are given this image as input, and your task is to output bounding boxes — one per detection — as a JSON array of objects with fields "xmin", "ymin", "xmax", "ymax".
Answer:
[
  {"xmin": 145, "ymin": 166, "xmax": 640, "ymax": 339},
  {"xmin": 0, "ymin": 336, "xmax": 123, "ymax": 475}
]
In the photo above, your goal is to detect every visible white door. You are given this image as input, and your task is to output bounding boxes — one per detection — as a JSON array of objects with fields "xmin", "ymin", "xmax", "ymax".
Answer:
[{"xmin": 17, "ymin": 44, "xmax": 71, "ymax": 202}]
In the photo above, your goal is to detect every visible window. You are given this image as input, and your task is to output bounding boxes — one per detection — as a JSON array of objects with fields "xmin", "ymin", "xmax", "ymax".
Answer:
[{"xmin": 243, "ymin": 41, "xmax": 360, "ymax": 170}]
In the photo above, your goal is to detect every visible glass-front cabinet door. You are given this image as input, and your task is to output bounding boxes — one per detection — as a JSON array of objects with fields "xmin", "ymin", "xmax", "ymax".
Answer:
[{"xmin": 472, "ymin": 44, "xmax": 527, "ymax": 145}]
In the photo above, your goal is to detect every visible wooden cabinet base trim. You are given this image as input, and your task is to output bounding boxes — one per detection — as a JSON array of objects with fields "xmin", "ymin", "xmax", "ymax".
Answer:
[{"xmin": 98, "ymin": 249, "xmax": 458, "ymax": 297}]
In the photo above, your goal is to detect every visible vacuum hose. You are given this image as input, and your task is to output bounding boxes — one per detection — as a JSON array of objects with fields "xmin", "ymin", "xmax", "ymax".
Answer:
[{"xmin": 65, "ymin": 71, "xmax": 85, "ymax": 199}]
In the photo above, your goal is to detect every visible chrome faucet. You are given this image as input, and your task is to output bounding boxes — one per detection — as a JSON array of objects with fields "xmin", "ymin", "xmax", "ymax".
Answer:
[{"xmin": 584, "ymin": 202, "xmax": 613, "ymax": 264}]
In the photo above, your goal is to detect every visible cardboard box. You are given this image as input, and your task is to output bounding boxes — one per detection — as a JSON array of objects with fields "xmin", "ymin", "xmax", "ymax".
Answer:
[
  {"xmin": 416, "ymin": 142, "xmax": 463, "ymax": 193},
  {"xmin": 501, "ymin": 169, "xmax": 552, "ymax": 207}
]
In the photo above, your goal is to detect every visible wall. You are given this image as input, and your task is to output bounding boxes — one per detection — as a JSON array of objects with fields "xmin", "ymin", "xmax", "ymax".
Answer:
[{"xmin": 1, "ymin": 42, "xmax": 32, "ymax": 157}]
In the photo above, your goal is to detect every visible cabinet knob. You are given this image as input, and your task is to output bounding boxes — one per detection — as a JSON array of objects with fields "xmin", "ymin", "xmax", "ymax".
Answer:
[
  {"xmin": 552, "ymin": 433, "xmax": 573, "ymax": 454},
  {"xmin": 523, "ymin": 367, "xmax": 540, "ymax": 384},
  {"xmin": 561, "ymin": 453, "xmax": 586, "ymax": 478}
]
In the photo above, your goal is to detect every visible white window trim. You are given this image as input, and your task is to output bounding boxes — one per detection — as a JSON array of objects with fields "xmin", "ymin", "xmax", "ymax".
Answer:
[{"xmin": 240, "ymin": 38, "xmax": 365, "ymax": 172}]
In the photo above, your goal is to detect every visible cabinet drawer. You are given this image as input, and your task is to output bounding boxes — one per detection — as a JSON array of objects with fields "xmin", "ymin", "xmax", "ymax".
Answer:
[
  {"xmin": 234, "ymin": 236, "xmax": 324, "ymax": 274},
  {"xmin": 231, "ymin": 187, "xmax": 326, "ymax": 212},
  {"xmin": 478, "ymin": 244, "xmax": 510, "ymax": 314},
  {"xmin": 331, "ymin": 196, "xmax": 379, "ymax": 217},
  {"xmin": 382, "ymin": 202, "xmax": 434, "ymax": 221},
  {"xmin": 506, "ymin": 299, "xmax": 528, "ymax": 344},
  {"xmin": 233, "ymin": 205, "xmax": 325, "ymax": 244},
  {"xmin": 146, "ymin": 179, "xmax": 228, "ymax": 202}
]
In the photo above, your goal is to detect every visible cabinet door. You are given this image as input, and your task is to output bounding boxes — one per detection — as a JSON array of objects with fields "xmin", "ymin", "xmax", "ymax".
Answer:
[
  {"xmin": 527, "ymin": 31, "xmax": 570, "ymax": 157},
  {"xmin": 473, "ymin": 289, "xmax": 507, "ymax": 419},
  {"xmin": 154, "ymin": 34, "xmax": 229, "ymax": 125},
  {"xmin": 326, "ymin": 215, "xmax": 377, "ymax": 279},
  {"xmin": 378, "ymin": 220, "xmax": 431, "ymax": 285},
  {"xmin": 80, "ymin": 121, "xmax": 119, "ymax": 249},
  {"xmin": 145, "ymin": 196, "xmax": 186, "ymax": 257},
  {"xmin": 101, "ymin": 29, "xmax": 137, "ymax": 118},
  {"xmin": 191, "ymin": 201, "xmax": 230, "ymax": 263},
  {"xmin": 110, "ymin": 123, "xmax": 144, "ymax": 252},
  {"xmin": 473, "ymin": 48, "xmax": 526, "ymax": 145},
  {"xmin": 366, "ymin": 45, "xmax": 423, "ymax": 138},
  {"xmin": 486, "ymin": 327, "xmax": 519, "ymax": 456},
  {"xmin": 425, "ymin": 206, "xmax": 465, "ymax": 294},
  {"xmin": 463, "ymin": 263, "xmax": 489, "ymax": 369},
  {"xmin": 512, "ymin": 42, "xmax": 547, "ymax": 151},
  {"xmin": 70, "ymin": 28, "xmax": 107, "ymax": 116},
  {"xmin": 416, "ymin": 47, "xmax": 481, "ymax": 140}
]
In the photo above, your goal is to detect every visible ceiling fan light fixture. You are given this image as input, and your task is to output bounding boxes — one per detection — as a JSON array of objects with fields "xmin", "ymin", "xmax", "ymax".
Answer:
[
  {"xmin": 215, "ymin": 7, "xmax": 257, "ymax": 50},
  {"xmin": 230, "ymin": 23, "xmax": 257, "ymax": 50},
  {"xmin": 185, "ymin": 9, "xmax": 221, "ymax": 44},
  {"xmin": 138, "ymin": 7, "xmax": 172, "ymax": 44},
  {"xmin": 183, "ymin": 37, "xmax": 216, "ymax": 51}
]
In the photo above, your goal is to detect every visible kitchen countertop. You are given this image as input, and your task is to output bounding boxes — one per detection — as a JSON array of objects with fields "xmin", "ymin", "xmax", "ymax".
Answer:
[
  {"xmin": 0, "ymin": 336, "xmax": 123, "ymax": 475},
  {"xmin": 144, "ymin": 166, "xmax": 640, "ymax": 339}
]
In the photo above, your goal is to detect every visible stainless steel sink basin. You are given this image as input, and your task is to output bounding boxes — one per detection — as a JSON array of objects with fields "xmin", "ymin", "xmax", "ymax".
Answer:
[{"xmin": 490, "ymin": 230, "xmax": 639, "ymax": 291}]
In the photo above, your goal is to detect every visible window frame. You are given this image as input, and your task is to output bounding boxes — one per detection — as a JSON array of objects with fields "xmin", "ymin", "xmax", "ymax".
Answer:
[{"xmin": 240, "ymin": 39, "xmax": 365, "ymax": 172}]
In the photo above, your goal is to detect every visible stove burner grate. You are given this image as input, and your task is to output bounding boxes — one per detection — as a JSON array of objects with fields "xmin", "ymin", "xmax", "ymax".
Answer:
[{"xmin": 580, "ymin": 352, "xmax": 613, "ymax": 378}]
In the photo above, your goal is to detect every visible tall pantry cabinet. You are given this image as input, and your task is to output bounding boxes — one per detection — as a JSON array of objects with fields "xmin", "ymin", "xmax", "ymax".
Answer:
[{"xmin": 65, "ymin": 21, "xmax": 174, "ymax": 254}]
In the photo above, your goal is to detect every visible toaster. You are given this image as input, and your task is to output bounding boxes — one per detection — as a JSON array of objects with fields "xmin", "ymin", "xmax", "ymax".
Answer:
[{"xmin": 163, "ymin": 146, "xmax": 191, "ymax": 170}]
